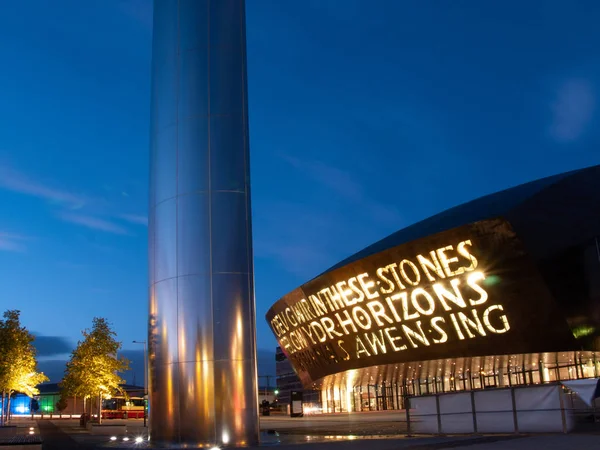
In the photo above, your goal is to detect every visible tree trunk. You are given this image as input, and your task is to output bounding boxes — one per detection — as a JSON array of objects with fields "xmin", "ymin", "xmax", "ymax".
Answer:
[
  {"xmin": 1, "ymin": 391, "xmax": 5, "ymax": 426},
  {"xmin": 97, "ymin": 392, "xmax": 102, "ymax": 424},
  {"xmin": 5, "ymin": 392, "xmax": 11, "ymax": 424}
]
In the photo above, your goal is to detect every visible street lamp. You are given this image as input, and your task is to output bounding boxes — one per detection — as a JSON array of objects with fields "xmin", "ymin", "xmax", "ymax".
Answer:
[{"xmin": 132, "ymin": 340, "xmax": 147, "ymax": 427}]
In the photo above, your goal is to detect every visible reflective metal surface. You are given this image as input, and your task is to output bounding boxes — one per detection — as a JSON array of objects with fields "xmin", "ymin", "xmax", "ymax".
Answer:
[{"xmin": 149, "ymin": 0, "xmax": 258, "ymax": 446}]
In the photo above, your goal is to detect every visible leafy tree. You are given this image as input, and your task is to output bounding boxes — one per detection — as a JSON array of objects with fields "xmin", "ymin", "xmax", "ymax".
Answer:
[
  {"xmin": 56, "ymin": 396, "xmax": 68, "ymax": 414},
  {"xmin": 0, "ymin": 310, "xmax": 48, "ymax": 424},
  {"xmin": 60, "ymin": 318, "xmax": 129, "ymax": 424}
]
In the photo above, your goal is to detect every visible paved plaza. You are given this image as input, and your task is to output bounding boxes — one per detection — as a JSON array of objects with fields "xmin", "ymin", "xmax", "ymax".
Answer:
[{"xmin": 4, "ymin": 414, "xmax": 600, "ymax": 449}]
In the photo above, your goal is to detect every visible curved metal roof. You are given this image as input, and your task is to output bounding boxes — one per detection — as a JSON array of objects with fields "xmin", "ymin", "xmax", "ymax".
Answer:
[{"xmin": 323, "ymin": 164, "xmax": 600, "ymax": 274}]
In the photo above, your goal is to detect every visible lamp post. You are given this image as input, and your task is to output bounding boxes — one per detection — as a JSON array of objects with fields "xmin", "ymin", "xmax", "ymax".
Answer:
[{"xmin": 133, "ymin": 340, "xmax": 147, "ymax": 427}]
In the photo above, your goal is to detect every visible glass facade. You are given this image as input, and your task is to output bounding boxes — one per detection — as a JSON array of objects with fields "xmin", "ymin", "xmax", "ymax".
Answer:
[
  {"xmin": 275, "ymin": 347, "xmax": 321, "ymax": 410},
  {"xmin": 320, "ymin": 352, "xmax": 600, "ymax": 413}
]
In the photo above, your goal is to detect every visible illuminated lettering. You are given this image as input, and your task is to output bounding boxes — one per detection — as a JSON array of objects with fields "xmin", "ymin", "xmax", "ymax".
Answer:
[
  {"xmin": 417, "ymin": 251, "xmax": 446, "ymax": 281},
  {"xmin": 334, "ymin": 310, "xmax": 358, "ymax": 335},
  {"xmin": 384, "ymin": 296, "xmax": 402, "ymax": 322},
  {"xmin": 300, "ymin": 299, "xmax": 316, "ymax": 320},
  {"xmin": 270, "ymin": 318, "xmax": 281, "ymax": 337},
  {"xmin": 280, "ymin": 336, "xmax": 292, "ymax": 352},
  {"xmin": 355, "ymin": 336, "xmax": 371, "ymax": 358},
  {"xmin": 352, "ymin": 306, "xmax": 372, "ymax": 330},
  {"xmin": 337, "ymin": 340, "xmax": 351, "ymax": 360},
  {"xmin": 309, "ymin": 294, "xmax": 328, "ymax": 316},
  {"xmin": 376, "ymin": 267, "xmax": 396, "ymax": 294},
  {"xmin": 336, "ymin": 281, "xmax": 355, "ymax": 306},
  {"xmin": 400, "ymin": 292, "xmax": 419, "ymax": 320},
  {"xmin": 437, "ymin": 245, "xmax": 461, "ymax": 277},
  {"xmin": 347, "ymin": 277, "xmax": 365, "ymax": 303},
  {"xmin": 321, "ymin": 316, "xmax": 343, "ymax": 339},
  {"xmin": 300, "ymin": 325, "xmax": 317, "ymax": 345},
  {"xmin": 270, "ymin": 316, "xmax": 287, "ymax": 337},
  {"xmin": 289, "ymin": 330, "xmax": 308, "ymax": 351},
  {"xmin": 317, "ymin": 289, "xmax": 336, "ymax": 312},
  {"xmin": 457, "ymin": 309, "xmax": 486, "ymax": 338},
  {"xmin": 430, "ymin": 317, "xmax": 448, "ymax": 343},
  {"xmin": 400, "ymin": 259, "xmax": 421, "ymax": 286},
  {"xmin": 457, "ymin": 240, "xmax": 478, "ymax": 271},
  {"xmin": 467, "ymin": 271, "xmax": 488, "ymax": 305},
  {"xmin": 310, "ymin": 321, "xmax": 327, "ymax": 342},
  {"xmin": 386, "ymin": 263, "xmax": 406, "ymax": 290},
  {"xmin": 358, "ymin": 273, "xmax": 379, "ymax": 299},
  {"xmin": 364, "ymin": 330, "xmax": 387, "ymax": 355},
  {"xmin": 483, "ymin": 305, "xmax": 510, "ymax": 334},
  {"xmin": 366, "ymin": 300, "xmax": 394, "ymax": 326},
  {"xmin": 433, "ymin": 279, "xmax": 467, "ymax": 310},
  {"xmin": 326, "ymin": 286, "xmax": 345, "ymax": 310},
  {"xmin": 402, "ymin": 321, "xmax": 430, "ymax": 348},
  {"xmin": 285, "ymin": 307, "xmax": 299, "ymax": 327},
  {"xmin": 411, "ymin": 288, "xmax": 436, "ymax": 315},
  {"xmin": 449, "ymin": 313, "xmax": 465, "ymax": 340},
  {"xmin": 271, "ymin": 237, "xmax": 511, "ymax": 373},
  {"xmin": 383, "ymin": 327, "xmax": 407, "ymax": 352},
  {"xmin": 292, "ymin": 303, "xmax": 307, "ymax": 324}
]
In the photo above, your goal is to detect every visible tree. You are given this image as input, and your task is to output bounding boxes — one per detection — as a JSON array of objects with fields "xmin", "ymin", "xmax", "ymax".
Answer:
[
  {"xmin": 60, "ymin": 318, "xmax": 129, "ymax": 424},
  {"xmin": 56, "ymin": 396, "xmax": 68, "ymax": 414},
  {"xmin": 0, "ymin": 310, "xmax": 48, "ymax": 425}
]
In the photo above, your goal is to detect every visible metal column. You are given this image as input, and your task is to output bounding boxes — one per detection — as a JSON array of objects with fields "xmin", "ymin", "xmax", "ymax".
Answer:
[{"xmin": 148, "ymin": 0, "xmax": 259, "ymax": 447}]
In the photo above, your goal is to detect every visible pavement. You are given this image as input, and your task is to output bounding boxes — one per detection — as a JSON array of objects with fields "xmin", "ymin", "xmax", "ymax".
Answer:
[{"xmin": 3, "ymin": 415, "xmax": 600, "ymax": 449}]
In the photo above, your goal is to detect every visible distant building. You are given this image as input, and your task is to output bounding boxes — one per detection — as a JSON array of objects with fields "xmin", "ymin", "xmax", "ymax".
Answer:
[
  {"xmin": 10, "ymin": 383, "xmax": 144, "ymax": 417},
  {"xmin": 276, "ymin": 346, "xmax": 321, "ymax": 411}
]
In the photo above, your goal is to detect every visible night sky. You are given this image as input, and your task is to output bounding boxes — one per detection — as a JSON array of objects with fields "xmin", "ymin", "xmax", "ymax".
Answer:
[{"xmin": 0, "ymin": 0, "xmax": 598, "ymax": 384}]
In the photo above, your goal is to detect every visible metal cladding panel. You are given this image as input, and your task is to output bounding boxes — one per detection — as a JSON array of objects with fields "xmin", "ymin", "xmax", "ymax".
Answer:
[
  {"xmin": 266, "ymin": 218, "xmax": 579, "ymax": 386},
  {"xmin": 149, "ymin": 0, "xmax": 258, "ymax": 447}
]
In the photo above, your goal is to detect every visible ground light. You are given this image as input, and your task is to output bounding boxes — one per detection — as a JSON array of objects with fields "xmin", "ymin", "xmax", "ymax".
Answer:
[
  {"xmin": 123, "ymin": 437, "xmax": 130, "ymax": 441},
  {"xmin": 29, "ymin": 431, "xmax": 34, "ymax": 435},
  {"xmin": 135, "ymin": 437, "xmax": 144, "ymax": 443},
  {"xmin": 110, "ymin": 436, "xmax": 117, "ymax": 441}
]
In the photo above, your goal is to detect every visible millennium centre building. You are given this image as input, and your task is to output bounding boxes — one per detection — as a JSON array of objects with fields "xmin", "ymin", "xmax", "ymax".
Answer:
[{"xmin": 267, "ymin": 165, "xmax": 600, "ymax": 413}]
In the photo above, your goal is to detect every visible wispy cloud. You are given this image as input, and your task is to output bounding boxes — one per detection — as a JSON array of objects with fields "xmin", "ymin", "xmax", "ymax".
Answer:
[
  {"xmin": 0, "ymin": 164, "xmax": 86, "ymax": 209},
  {"xmin": 282, "ymin": 155, "xmax": 402, "ymax": 225},
  {"xmin": 58, "ymin": 212, "xmax": 129, "ymax": 235},
  {"xmin": 0, "ymin": 163, "xmax": 143, "ymax": 236},
  {"xmin": 0, "ymin": 231, "xmax": 28, "ymax": 252},
  {"xmin": 254, "ymin": 156, "xmax": 404, "ymax": 278},
  {"xmin": 254, "ymin": 201, "xmax": 342, "ymax": 278},
  {"xmin": 118, "ymin": 213, "xmax": 148, "ymax": 226},
  {"xmin": 549, "ymin": 78, "xmax": 596, "ymax": 143}
]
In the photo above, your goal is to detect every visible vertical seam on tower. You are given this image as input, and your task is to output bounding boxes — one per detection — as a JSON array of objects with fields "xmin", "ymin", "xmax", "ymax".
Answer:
[
  {"xmin": 175, "ymin": 0, "xmax": 181, "ymax": 443},
  {"xmin": 240, "ymin": 0, "xmax": 254, "ymax": 358},
  {"xmin": 207, "ymin": 0, "xmax": 216, "ymax": 442},
  {"xmin": 240, "ymin": 0, "xmax": 259, "ymax": 436}
]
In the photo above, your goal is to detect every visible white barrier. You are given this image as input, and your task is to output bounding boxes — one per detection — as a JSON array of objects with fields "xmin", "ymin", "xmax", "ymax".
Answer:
[{"xmin": 408, "ymin": 384, "xmax": 573, "ymax": 434}]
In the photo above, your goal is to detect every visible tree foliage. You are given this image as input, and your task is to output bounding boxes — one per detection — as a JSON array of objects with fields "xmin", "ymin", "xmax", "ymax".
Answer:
[
  {"xmin": 0, "ymin": 310, "xmax": 48, "ymax": 395},
  {"xmin": 56, "ymin": 396, "xmax": 68, "ymax": 412},
  {"xmin": 0, "ymin": 310, "xmax": 48, "ymax": 423},
  {"xmin": 60, "ymin": 318, "xmax": 129, "ymax": 402}
]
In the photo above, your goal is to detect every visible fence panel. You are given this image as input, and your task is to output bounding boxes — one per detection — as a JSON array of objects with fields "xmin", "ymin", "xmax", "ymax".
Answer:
[
  {"xmin": 439, "ymin": 392, "xmax": 474, "ymax": 434},
  {"xmin": 474, "ymin": 388, "xmax": 514, "ymax": 433},
  {"xmin": 407, "ymin": 383, "xmax": 574, "ymax": 435}
]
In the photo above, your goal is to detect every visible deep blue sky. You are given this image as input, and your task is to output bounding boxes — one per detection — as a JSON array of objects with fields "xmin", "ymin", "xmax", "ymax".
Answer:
[{"xmin": 0, "ymin": 0, "xmax": 599, "ymax": 382}]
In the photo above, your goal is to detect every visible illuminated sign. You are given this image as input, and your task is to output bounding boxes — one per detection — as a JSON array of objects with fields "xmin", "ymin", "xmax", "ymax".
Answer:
[
  {"xmin": 266, "ymin": 219, "xmax": 579, "ymax": 384},
  {"xmin": 271, "ymin": 240, "xmax": 509, "ymax": 364}
]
